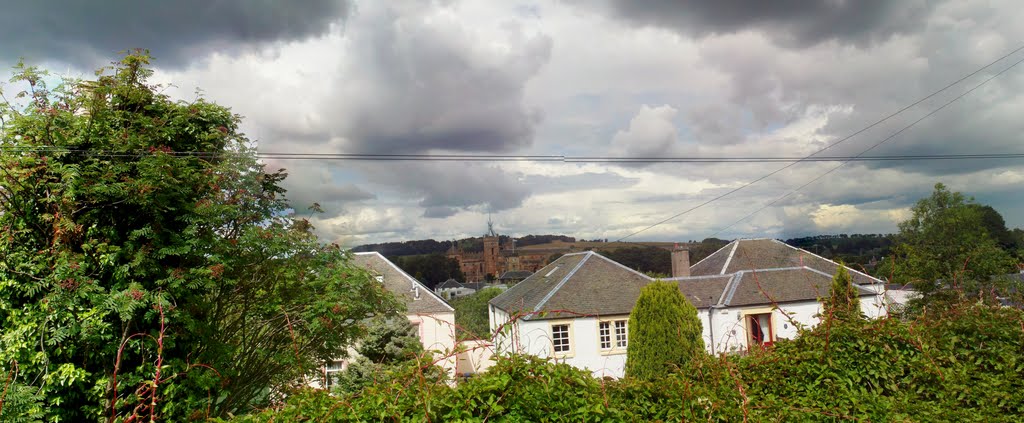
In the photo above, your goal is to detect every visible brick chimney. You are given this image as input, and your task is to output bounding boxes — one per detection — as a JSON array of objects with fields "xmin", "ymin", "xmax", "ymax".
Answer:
[{"xmin": 671, "ymin": 244, "xmax": 690, "ymax": 278}]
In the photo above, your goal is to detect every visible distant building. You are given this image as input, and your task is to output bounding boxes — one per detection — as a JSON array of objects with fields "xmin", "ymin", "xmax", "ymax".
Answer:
[
  {"xmin": 446, "ymin": 219, "xmax": 549, "ymax": 282},
  {"xmin": 435, "ymin": 278, "xmax": 509, "ymax": 300}
]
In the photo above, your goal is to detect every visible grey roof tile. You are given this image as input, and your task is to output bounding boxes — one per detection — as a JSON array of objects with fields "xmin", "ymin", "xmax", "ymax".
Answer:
[
  {"xmin": 489, "ymin": 253, "xmax": 589, "ymax": 318},
  {"xmin": 722, "ymin": 267, "xmax": 876, "ymax": 307},
  {"xmin": 690, "ymin": 239, "xmax": 883, "ymax": 285},
  {"xmin": 351, "ymin": 252, "xmax": 453, "ymax": 314}
]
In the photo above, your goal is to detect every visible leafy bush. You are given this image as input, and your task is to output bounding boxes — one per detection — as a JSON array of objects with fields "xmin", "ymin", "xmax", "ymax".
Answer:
[{"xmin": 233, "ymin": 302, "xmax": 1024, "ymax": 422}]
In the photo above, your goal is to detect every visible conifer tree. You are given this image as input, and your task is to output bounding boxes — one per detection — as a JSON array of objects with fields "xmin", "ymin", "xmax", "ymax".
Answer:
[
  {"xmin": 625, "ymin": 281, "xmax": 704, "ymax": 381},
  {"xmin": 823, "ymin": 264, "xmax": 862, "ymax": 320}
]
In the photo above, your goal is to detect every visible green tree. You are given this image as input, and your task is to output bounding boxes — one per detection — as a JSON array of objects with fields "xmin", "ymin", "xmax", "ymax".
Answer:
[
  {"xmin": 393, "ymin": 253, "xmax": 464, "ymax": 287},
  {"xmin": 451, "ymin": 287, "xmax": 504, "ymax": 341},
  {"xmin": 0, "ymin": 52, "xmax": 396, "ymax": 421},
  {"xmin": 891, "ymin": 183, "xmax": 1015, "ymax": 311},
  {"xmin": 331, "ymin": 317, "xmax": 444, "ymax": 395},
  {"xmin": 357, "ymin": 316, "xmax": 423, "ymax": 363},
  {"xmin": 625, "ymin": 281, "xmax": 704, "ymax": 381},
  {"xmin": 822, "ymin": 264, "xmax": 862, "ymax": 320}
]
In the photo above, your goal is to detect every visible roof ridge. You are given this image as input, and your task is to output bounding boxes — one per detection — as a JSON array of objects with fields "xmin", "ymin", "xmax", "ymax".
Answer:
[
  {"xmin": 662, "ymin": 273, "xmax": 734, "ymax": 281},
  {"xmin": 719, "ymin": 272, "xmax": 743, "ymax": 306},
  {"xmin": 776, "ymin": 239, "xmax": 883, "ymax": 284},
  {"xmin": 720, "ymin": 241, "xmax": 740, "ymax": 275},
  {"xmin": 532, "ymin": 252, "xmax": 593, "ymax": 313},
  {"xmin": 587, "ymin": 251, "xmax": 655, "ymax": 280},
  {"xmin": 689, "ymin": 239, "xmax": 736, "ymax": 269},
  {"xmin": 359, "ymin": 252, "xmax": 454, "ymax": 312},
  {"xmin": 489, "ymin": 254, "xmax": 580, "ymax": 308}
]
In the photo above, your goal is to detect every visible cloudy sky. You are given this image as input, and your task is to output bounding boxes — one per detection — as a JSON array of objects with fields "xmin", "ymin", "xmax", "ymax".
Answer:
[{"xmin": 3, "ymin": 0, "xmax": 1023, "ymax": 245}]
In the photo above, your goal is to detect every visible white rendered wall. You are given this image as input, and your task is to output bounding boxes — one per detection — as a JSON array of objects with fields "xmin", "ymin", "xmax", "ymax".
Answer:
[
  {"xmin": 456, "ymin": 339, "xmax": 496, "ymax": 375},
  {"xmin": 707, "ymin": 294, "xmax": 888, "ymax": 354},
  {"xmin": 489, "ymin": 305, "xmax": 515, "ymax": 354},
  {"xmin": 515, "ymin": 316, "xmax": 629, "ymax": 378},
  {"xmin": 409, "ymin": 312, "xmax": 457, "ymax": 375}
]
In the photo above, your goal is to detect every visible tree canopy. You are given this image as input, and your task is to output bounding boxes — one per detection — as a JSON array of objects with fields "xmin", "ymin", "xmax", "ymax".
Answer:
[
  {"xmin": 451, "ymin": 287, "xmax": 505, "ymax": 341},
  {"xmin": 889, "ymin": 183, "xmax": 1017, "ymax": 310},
  {"xmin": 822, "ymin": 264, "xmax": 862, "ymax": 321},
  {"xmin": 0, "ymin": 52, "xmax": 397, "ymax": 421}
]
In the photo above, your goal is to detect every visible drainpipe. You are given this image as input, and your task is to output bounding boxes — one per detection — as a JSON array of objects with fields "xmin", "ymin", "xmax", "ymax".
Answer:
[{"xmin": 707, "ymin": 307, "xmax": 716, "ymax": 355}]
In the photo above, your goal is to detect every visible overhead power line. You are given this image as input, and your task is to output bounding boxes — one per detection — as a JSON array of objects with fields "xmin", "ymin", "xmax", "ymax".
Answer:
[
  {"xmin": 613, "ymin": 42, "xmax": 1024, "ymax": 242},
  {"xmin": 2, "ymin": 147, "xmax": 1024, "ymax": 163},
  {"xmin": 706, "ymin": 52, "xmax": 1024, "ymax": 239}
]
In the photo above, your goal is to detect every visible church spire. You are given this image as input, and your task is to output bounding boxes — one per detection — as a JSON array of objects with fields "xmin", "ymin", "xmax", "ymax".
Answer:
[{"xmin": 486, "ymin": 213, "xmax": 498, "ymax": 237}]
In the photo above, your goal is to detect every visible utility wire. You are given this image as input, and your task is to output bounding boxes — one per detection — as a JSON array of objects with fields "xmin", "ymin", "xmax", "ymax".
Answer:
[
  {"xmin": 613, "ymin": 42, "xmax": 1024, "ymax": 242},
  {"xmin": 2, "ymin": 147, "xmax": 1024, "ymax": 163},
  {"xmin": 707, "ymin": 53, "xmax": 1024, "ymax": 239}
]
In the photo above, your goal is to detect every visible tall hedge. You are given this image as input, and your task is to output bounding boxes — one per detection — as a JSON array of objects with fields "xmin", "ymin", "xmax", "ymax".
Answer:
[{"xmin": 625, "ymin": 280, "xmax": 704, "ymax": 380}]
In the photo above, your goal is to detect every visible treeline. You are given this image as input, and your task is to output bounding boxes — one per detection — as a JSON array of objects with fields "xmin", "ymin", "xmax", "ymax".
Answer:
[
  {"xmin": 388, "ymin": 254, "xmax": 464, "ymax": 289},
  {"xmin": 351, "ymin": 239, "xmax": 453, "ymax": 256},
  {"xmin": 784, "ymin": 234, "xmax": 896, "ymax": 267},
  {"xmin": 598, "ymin": 238, "xmax": 730, "ymax": 277},
  {"xmin": 353, "ymin": 234, "xmax": 576, "ymax": 256}
]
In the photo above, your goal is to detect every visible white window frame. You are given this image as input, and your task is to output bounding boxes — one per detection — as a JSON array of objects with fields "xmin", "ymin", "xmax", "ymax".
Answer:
[
  {"xmin": 598, "ymin": 321, "xmax": 612, "ymax": 350},
  {"xmin": 598, "ymin": 317, "xmax": 629, "ymax": 355},
  {"xmin": 614, "ymin": 320, "xmax": 628, "ymax": 348},
  {"xmin": 550, "ymin": 322, "xmax": 574, "ymax": 357},
  {"xmin": 324, "ymin": 359, "xmax": 345, "ymax": 389}
]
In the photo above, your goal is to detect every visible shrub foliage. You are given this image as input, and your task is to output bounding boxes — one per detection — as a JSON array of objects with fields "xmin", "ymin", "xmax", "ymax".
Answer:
[
  {"xmin": 625, "ymin": 280, "xmax": 704, "ymax": 381},
  {"xmin": 232, "ymin": 301, "xmax": 1024, "ymax": 422}
]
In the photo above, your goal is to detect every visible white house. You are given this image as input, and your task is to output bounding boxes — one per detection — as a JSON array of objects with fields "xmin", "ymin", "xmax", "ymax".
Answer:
[
  {"xmin": 488, "ymin": 238, "xmax": 888, "ymax": 378},
  {"xmin": 319, "ymin": 252, "xmax": 457, "ymax": 387}
]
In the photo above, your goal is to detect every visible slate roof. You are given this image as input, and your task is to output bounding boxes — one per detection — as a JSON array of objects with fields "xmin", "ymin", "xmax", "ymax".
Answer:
[
  {"xmin": 489, "ymin": 252, "xmax": 649, "ymax": 320},
  {"xmin": 721, "ymin": 267, "xmax": 876, "ymax": 307},
  {"xmin": 689, "ymin": 239, "xmax": 883, "ymax": 285},
  {"xmin": 499, "ymin": 270, "xmax": 534, "ymax": 280},
  {"xmin": 490, "ymin": 240, "xmax": 885, "ymax": 321},
  {"xmin": 351, "ymin": 252, "xmax": 453, "ymax": 314},
  {"xmin": 435, "ymin": 279, "xmax": 465, "ymax": 290},
  {"xmin": 662, "ymin": 275, "xmax": 733, "ymax": 309}
]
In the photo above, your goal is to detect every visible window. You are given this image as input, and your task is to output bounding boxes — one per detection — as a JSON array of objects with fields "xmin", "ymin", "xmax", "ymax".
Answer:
[
  {"xmin": 598, "ymin": 322, "xmax": 612, "ymax": 350},
  {"xmin": 551, "ymin": 324, "xmax": 571, "ymax": 354},
  {"xmin": 324, "ymin": 360, "xmax": 345, "ymax": 389},
  {"xmin": 747, "ymin": 313, "xmax": 773, "ymax": 348},
  {"xmin": 598, "ymin": 319, "xmax": 628, "ymax": 352},
  {"xmin": 614, "ymin": 320, "xmax": 628, "ymax": 348}
]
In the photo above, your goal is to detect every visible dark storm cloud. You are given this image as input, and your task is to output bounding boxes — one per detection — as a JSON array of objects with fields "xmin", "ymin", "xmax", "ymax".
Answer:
[
  {"xmin": 332, "ymin": 3, "xmax": 552, "ymax": 154},
  {"xmin": 598, "ymin": 0, "xmax": 934, "ymax": 47},
  {"xmin": 0, "ymin": 0, "xmax": 349, "ymax": 67},
  {"xmin": 284, "ymin": 182, "xmax": 377, "ymax": 219}
]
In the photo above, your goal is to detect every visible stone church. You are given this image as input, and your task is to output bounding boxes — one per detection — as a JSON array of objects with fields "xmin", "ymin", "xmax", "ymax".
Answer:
[{"xmin": 446, "ymin": 220, "xmax": 549, "ymax": 282}]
